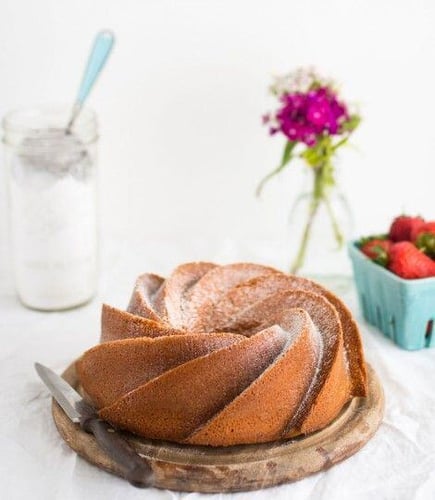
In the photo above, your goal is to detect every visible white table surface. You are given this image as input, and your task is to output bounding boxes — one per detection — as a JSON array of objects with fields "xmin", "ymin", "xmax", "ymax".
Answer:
[{"xmin": 1, "ymin": 237, "xmax": 435, "ymax": 500}]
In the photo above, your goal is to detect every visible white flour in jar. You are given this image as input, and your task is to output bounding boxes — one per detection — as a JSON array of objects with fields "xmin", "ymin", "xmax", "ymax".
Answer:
[{"xmin": 9, "ymin": 129, "xmax": 98, "ymax": 310}]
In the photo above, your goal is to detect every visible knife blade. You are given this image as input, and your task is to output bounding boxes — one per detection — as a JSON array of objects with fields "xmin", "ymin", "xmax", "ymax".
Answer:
[
  {"xmin": 35, "ymin": 362, "xmax": 153, "ymax": 488},
  {"xmin": 35, "ymin": 362, "xmax": 91, "ymax": 423}
]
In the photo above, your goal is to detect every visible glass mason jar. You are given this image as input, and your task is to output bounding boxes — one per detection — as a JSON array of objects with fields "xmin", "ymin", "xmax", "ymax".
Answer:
[{"xmin": 3, "ymin": 105, "xmax": 99, "ymax": 310}]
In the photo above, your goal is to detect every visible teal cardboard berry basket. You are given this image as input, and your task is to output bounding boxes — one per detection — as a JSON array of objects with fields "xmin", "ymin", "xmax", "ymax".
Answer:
[{"xmin": 348, "ymin": 241, "xmax": 435, "ymax": 350}]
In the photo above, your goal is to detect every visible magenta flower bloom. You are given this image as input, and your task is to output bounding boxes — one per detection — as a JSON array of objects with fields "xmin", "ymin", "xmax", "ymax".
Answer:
[{"xmin": 268, "ymin": 86, "xmax": 349, "ymax": 145}]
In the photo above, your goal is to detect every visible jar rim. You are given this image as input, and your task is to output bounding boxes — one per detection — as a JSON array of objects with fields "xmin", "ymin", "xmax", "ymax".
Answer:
[{"xmin": 2, "ymin": 104, "xmax": 97, "ymax": 139}]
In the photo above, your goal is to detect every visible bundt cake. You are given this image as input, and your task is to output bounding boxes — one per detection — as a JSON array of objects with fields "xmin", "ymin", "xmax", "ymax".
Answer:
[{"xmin": 77, "ymin": 262, "xmax": 367, "ymax": 447}]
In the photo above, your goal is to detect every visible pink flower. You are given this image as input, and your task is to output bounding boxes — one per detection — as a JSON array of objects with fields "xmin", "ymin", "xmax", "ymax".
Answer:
[{"xmin": 265, "ymin": 86, "xmax": 349, "ymax": 145}]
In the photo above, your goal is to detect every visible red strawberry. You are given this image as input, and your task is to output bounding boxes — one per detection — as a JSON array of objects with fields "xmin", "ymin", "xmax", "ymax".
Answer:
[
  {"xmin": 411, "ymin": 221, "xmax": 435, "ymax": 258},
  {"xmin": 389, "ymin": 215, "xmax": 425, "ymax": 242},
  {"xmin": 388, "ymin": 241, "xmax": 435, "ymax": 279},
  {"xmin": 411, "ymin": 221, "xmax": 435, "ymax": 242},
  {"xmin": 360, "ymin": 239, "xmax": 392, "ymax": 266}
]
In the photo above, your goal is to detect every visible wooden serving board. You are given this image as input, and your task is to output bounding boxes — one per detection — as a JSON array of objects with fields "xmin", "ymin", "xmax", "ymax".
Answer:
[{"xmin": 52, "ymin": 362, "xmax": 384, "ymax": 493}]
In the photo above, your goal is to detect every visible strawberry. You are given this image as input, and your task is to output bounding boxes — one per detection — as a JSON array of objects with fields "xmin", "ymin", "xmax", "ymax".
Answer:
[
  {"xmin": 410, "ymin": 221, "xmax": 435, "ymax": 257},
  {"xmin": 415, "ymin": 233, "xmax": 435, "ymax": 258},
  {"xmin": 388, "ymin": 241, "xmax": 435, "ymax": 279},
  {"xmin": 388, "ymin": 215, "xmax": 425, "ymax": 242},
  {"xmin": 411, "ymin": 220, "xmax": 435, "ymax": 240},
  {"xmin": 360, "ymin": 238, "xmax": 392, "ymax": 266},
  {"xmin": 421, "ymin": 221, "xmax": 435, "ymax": 233}
]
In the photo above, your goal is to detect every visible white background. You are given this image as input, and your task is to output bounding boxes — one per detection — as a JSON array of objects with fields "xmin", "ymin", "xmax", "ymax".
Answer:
[{"xmin": 1, "ymin": 0, "xmax": 434, "ymax": 252}]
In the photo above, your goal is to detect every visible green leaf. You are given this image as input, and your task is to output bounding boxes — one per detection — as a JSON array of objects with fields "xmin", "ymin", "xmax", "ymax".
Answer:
[
  {"xmin": 356, "ymin": 234, "xmax": 389, "ymax": 248},
  {"xmin": 331, "ymin": 136, "xmax": 349, "ymax": 152},
  {"xmin": 301, "ymin": 147, "xmax": 320, "ymax": 167},
  {"xmin": 371, "ymin": 246, "xmax": 389, "ymax": 267},
  {"xmin": 256, "ymin": 140, "xmax": 296, "ymax": 197},
  {"xmin": 341, "ymin": 114, "xmax": 361, "ymax": 133},
  {"xmin": 281, "ymin": 140, "xmax": 296, "ymax": 166},
  {"xmin": 416, "ymin": 232, "xmax": 435, "ymax": 258},
  {"xmin": 300, "ymin": 136, "xmax": 334, "ymax": 169}
]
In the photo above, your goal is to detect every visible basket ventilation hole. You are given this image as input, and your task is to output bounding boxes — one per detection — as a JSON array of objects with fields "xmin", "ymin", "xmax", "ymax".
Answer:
[
  {"xmin": 376, "ymin": 306, "xmax": 382, "ymax": 330},
  {"xmin": 425, "ymin": 320, "xmax": 433, "ymax": 348},
  {"xmin": 361, "ymin": 294, "xmax": 368, "ymax": 317},
  {"xmin": 390, "ymin": 316, "xmax": 396, "ymax": 340}
]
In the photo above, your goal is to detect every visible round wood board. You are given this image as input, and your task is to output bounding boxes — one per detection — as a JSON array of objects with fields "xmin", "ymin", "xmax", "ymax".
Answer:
[{"xmin": 52, "ymin": 362, "xmax": 384, "ymax": 493}]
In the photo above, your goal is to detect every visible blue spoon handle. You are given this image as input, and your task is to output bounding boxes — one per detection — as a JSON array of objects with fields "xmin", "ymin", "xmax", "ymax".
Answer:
[
  {"xmin": 67, "ymin": 30, "xmax": 115, "ymax": 130},
  {"xmin": 77, "ymin": 30, "xmax": 115, "ymax": 105}
]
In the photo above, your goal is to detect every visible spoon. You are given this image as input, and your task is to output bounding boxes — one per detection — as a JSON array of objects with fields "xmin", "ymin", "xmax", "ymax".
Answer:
[
  {"xmin": 66, "ymin": 30, "xmax": 115, "ymax": 133},
  {"xmin": 17, "ymin": 31, "xmax": 115, "ymax": 175}
]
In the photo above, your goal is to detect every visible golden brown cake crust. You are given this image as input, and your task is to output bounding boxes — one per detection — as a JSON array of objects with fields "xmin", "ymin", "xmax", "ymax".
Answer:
[
  {"xmin": 100, "ymin": 304, "xmax": 183, "ymax": 343},
  {"xmin": 99, "ymin": 327, "xmax": 288, "ymax": 442},
  {"xmin": 284, "ymin": 276, "xmax": 367, "ymax": 397},
  {"xmin": 79, "ymin": 262, "xmax": 368, "ymax": 447},
  {"xmin": 77, "ymin": 333, "xmax": 243, "ymax": 409},
  {"xmin": 186, "ymin": 309, "xmax": 319, "ymax": 446},
  {"xmin": 127, "ymin": 273, "xmax": 165, "ymax": 321}
]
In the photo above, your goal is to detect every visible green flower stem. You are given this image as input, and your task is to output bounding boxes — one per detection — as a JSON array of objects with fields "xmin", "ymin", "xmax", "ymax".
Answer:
[
  {"xmin": 256, "ymin": 140, "xmax": 296, "ymax": 197},
  {"xmin": 324, "ymin": 195, "xmax": 344, "ymax": 248},
  {"xmin": 290, "ymin": 168, "xmax": 323, "ymax": 274},
  {"xmin": 290, "ymin": 159, "xmax": 345, "ymax": 274},
  {"xmin": 290, "ymin": 194, "xmax": 320, "ymax": 274},
  {"xmin": 256, "ymin": 163, "xmax": 287, "ymax": 197}
]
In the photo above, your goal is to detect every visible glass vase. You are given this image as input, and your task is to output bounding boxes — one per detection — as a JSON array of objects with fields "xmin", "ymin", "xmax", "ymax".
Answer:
[{"xmin": 287, "ymin": 170, "xmax": 353, "ymax": 290}]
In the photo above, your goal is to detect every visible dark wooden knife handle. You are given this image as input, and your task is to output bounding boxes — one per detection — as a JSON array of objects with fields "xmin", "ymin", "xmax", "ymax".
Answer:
[{"xmin": 80, "ymin": 416, "xmax": 153, "ymax": 488}]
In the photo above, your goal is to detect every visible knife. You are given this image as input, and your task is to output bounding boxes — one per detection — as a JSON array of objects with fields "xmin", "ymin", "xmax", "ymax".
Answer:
[{"xmin": 35, "ymin": 362, "xmax": 153, "ymax": 488}]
